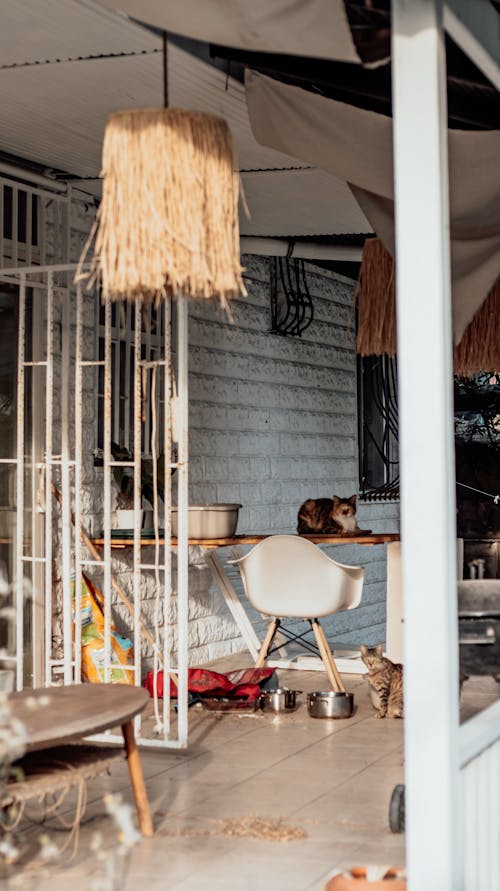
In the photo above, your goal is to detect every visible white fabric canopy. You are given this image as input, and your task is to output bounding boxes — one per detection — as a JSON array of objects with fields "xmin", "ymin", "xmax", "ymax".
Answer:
[
  {"xmin": 96, "ymin": 0, "xmax": 361, "ymax": 63},
  {"xmin": 246, "ymin": 70, "xmax": 500, "ymax": 343}
]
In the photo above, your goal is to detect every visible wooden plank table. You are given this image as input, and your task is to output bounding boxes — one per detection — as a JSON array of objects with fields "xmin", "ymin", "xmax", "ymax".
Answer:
[
  {"xmin": 92, "ymin": 532, "xmax": 402, "ymax": 671},
  {"xmin": 9, "ymin": 683, "xmax": 153, "ymax": 836},
  {"xmin": 93, "ymin": 533, "xmax": 399, "ymax": 548}
]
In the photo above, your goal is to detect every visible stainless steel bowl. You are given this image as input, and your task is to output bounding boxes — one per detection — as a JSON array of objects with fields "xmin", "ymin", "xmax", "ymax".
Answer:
[
  {"xmin": 171, "ymin": 504, "xmax": 241, "ymax": 539},
  {"xmin": 260, "ymin": 688, "xmax": 302, "ymax": 713},
  {"xmin": 307, "ymin": 691, "xmax": 354, "ymax": 719}
]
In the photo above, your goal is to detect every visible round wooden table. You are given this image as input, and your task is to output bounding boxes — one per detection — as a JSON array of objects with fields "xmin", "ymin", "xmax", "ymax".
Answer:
[{"xmin": 9, "ymin": 684, "xmax": 153, "ymax": 836}]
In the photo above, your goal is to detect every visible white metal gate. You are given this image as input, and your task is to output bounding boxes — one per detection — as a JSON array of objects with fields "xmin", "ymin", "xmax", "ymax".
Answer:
[{"xmin": 0, "ymin": 260, "xmax": 189, "ymax": 749}]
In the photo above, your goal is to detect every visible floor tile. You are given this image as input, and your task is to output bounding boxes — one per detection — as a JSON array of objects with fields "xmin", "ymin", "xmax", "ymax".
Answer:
[{"xmin": 11, "ymin": 657, "xmax": 499, "ymax": 891}]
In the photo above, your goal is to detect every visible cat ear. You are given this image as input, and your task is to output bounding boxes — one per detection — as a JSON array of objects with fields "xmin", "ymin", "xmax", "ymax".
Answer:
[
  {"xmin": 360, "ymin": 644, "xmax": 367, "ymax": 655},
  {"xmin": 333, "ymin": 495, "xmax": 340, "ymax": 506},
  {"xmin": 348, "ymin": 494, "xmax": 357, "ymax": 505},
  {"xmin": 375, "ymin": 644, "xmax": 384, "ymax": 655}
]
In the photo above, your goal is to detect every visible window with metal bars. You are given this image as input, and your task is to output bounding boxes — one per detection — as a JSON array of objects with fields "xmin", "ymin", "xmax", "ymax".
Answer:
[
  {"xmin": 96, "ymin": 300, "xmax": 170, "ymax": 459},
  {"xmin": 358, "ymin": 354, "xmax": 400, "ymax": 501},
  {"xmin": 2, "ymin": 186, "xmax": 39, "ymax": 247}
]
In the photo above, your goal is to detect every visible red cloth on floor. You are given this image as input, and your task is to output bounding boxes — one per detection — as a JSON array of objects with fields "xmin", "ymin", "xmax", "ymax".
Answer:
[{"xmin": 144, "ymin": 667, "xmax": 274, "ymax": 700}]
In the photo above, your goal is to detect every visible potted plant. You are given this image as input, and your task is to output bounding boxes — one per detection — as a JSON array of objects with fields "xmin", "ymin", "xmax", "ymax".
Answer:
[{"xmin": 111, "ymin": 442, "xmax": 168, "ymax": 530}]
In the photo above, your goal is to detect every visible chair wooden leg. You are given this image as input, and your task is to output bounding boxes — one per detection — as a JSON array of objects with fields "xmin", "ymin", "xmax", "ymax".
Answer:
[
  {"xmin": 311, "ymin": 620, "xmax": 346, "ymax": 693},
  {"xmin": 317, "ymin": 621, "xmax": 346, "ymax": 693},
  {"xmin": 121, "ymin": 720, "xmax": 154, "ymax": 837},
  {"xmin": 255, "ymin": 618, "xmax": 280, "ymax": 667}
]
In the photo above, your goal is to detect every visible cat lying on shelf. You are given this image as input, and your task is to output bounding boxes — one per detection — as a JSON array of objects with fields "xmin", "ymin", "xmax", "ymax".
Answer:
[
  {"xmin": 360, "ymin": 644, "xmax": 404, "ymax": 719},
  {"xmin": 297, "ymin": 494, "xmax": 367, "ymax": 535}
]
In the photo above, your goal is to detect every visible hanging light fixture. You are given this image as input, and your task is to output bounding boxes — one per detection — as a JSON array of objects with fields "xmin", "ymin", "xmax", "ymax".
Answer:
[
  {"xmin": 356, "ymin": 237, "xmax": 500, "ymax": 375},
  {"xmin": 82, "ymin": 34, "xmax": 244, "ymax": 306}
]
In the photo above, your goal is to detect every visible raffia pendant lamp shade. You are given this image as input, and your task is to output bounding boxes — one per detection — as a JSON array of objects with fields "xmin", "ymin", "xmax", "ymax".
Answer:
[
  {"xmin": 356, "ymin": 238, "xmax": 396, "ymax": 358},
  {"xmin": 91, "ymin": 108, "xmax": 244, "ymax": 304},
  {"xmin": 356, "ymin": 238, "xmax": 500, "ymax": 375}
]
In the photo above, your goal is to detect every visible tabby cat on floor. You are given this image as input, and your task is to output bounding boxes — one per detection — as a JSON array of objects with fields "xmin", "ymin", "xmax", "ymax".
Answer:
[
  {"xmin": 297, "ymin": 494, "xmax": 362, "ymax": 535},
  {"xmin": 360, "ymin": 644, "xmax": 404, "ymax": 719}
]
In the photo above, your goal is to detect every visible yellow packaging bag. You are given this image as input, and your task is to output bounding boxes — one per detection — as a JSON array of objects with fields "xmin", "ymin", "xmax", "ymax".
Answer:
[{"xmin": 71, "ymin": 574, "xmax": 135, "ymax": 685}]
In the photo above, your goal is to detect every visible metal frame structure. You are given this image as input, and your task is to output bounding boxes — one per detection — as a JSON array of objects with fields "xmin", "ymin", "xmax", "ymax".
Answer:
[
  {"xmin": 358, "ymin": 353, "xmax": 399, "ymax": 500},
  {"xmin": 96, "ymin": 300, "xmax": 170, "ymax": 458},
  {"xmin": 0, "ymin": 255, "xmax": 189, "ymax": 749},
  {"xmin": 392, "ymin": 3, "xmax": 460, "ymax": 887},
  {"xmin": 0, "ymin": 176, "xmax": 70, "ymax": 688},
  {"xmin": 393, "ymin": 2, "xmax": 500, "ymax": 888}
]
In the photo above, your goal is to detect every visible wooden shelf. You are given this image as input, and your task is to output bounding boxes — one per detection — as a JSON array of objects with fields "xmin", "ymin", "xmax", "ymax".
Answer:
[{"xmin": 91, "ymin": 532, "xmax": 400, "ymax": 549}]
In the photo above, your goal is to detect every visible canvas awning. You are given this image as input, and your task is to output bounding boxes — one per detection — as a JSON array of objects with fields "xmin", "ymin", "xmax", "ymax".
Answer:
[
  {"xmin": 92, "ymin": 0, "xmax": 500, "ymax": 349},
  {"xmin": 95, "ymin": 0, "xmax": 370, "ymax": 65},
  {"xmin": 245, "ymin": 69, "xmax": 500, "ymax": 345}
]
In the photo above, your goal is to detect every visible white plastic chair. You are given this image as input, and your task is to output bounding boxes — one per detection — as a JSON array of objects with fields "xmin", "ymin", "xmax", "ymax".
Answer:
[{"xmin": 230, "ymin": 534, "xmax": 365, "ymax": 692}]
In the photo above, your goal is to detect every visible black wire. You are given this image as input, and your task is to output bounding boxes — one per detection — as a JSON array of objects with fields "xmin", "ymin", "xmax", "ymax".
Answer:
[
  {"xmin": 163, "ymin": 32, "xmax": 169, "ymax": 108},
  {"xmin": 271, "ymin": 258, "xmax": 314, "ymax": 337},
  {"xmin": 299, "ymin": 261, "xmax": 314, "ymax": 334},
  {"xmin": 278, "ymin": 257, "xmax": 296, "ymax": 333}
]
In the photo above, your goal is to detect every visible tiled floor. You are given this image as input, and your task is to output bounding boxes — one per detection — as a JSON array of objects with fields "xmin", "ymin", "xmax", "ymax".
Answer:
[{"xmin": 12, "ymin": 661, "xmax": 499, "ymax": 891}]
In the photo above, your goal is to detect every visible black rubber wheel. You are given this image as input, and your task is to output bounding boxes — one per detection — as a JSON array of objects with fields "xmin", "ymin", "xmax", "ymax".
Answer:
[{"xmin": 389, "ymin": 783, "xmax": 405, "ymax": 833}]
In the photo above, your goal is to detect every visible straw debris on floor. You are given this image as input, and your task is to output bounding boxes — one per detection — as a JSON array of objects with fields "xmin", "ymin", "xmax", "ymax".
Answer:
[
  {"xmin": 218, "ymin": 816, "xmax": 308, "ymax": 842},
  {"xmin": 157, "ymin": 815, "xmax": 307, "ymax": 842}
]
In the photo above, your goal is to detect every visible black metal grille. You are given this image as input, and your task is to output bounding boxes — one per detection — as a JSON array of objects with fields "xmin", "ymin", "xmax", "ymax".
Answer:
[
  {"xmin": 270, "ymin": 257, "xmax": 314, "ymax": 337},
  {"xmin": 358, "ymin": 354, "xmax": 399, "ymax": 501}
]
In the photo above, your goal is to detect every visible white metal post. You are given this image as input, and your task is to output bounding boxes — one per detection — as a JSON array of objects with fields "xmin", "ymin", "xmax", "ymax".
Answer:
[
  {"xmin": 133, "ymin": 299, "xmax": 143, "ymax": 722},
  {"xmin": 176, "ymin": 294, "xmax": 189, "ymax": 747},
  {"xmin": 30, "ymin": 283, "xmax": 46, "ymax": 688},
  {"xmin": 44, "ymin": 271, "xmax": 55, "ymax": 686},
  {"xmin": 60, "ymin": 276, "xmax": 73, "ymax": 685},
  {"xmin": 15, "ymin": 274, "xmax": 26, "ymax": 690},
  {"xmin": 162, "ymin": 299, "xmax": 172, "ymax": 737},
  {"xmin": 391, "ymin": 2, "xmax": 460, "ymax": 889},
  {"xmin": 103, "ymin": 296, "xmax": 113, "ymax": 683},
  {"xmin": 74, "ymin": 281, "xmax": 83, "ymax": 684}
]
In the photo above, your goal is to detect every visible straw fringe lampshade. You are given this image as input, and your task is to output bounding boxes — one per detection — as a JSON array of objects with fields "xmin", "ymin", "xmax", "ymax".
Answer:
[
  {"xmin": 86, "ymin": 107, "xmax": 245, "ymax": 305},
  {"xmin": 356, "ymin": 238, "xmax": 500, "ymax": 375}
]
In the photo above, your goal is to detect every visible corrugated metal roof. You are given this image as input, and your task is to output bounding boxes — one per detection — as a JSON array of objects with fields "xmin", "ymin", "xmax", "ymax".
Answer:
[
  {"xmin": 0, "ymin": 0, "xmax": 160, "ymax": 65},
  {"xmin": 0, "ymin": 2, "xmax": 369, "ymax": 236},
  {"xmin": 0, "ymin": 46, "xmax": 302, "ymax": 176},
  {"xmin": 240, "ymin": 169, "xmax": 369, "ymax": 236}
]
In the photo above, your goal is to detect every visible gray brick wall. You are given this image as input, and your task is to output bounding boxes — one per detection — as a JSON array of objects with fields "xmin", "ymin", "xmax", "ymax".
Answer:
[
  {"xmin": 47, "ymin": 200, "xmax": 399, "ymax": 669},
  {"xmin": 187, "ymin": 255, "xmax": 400, "ymax": 662}
]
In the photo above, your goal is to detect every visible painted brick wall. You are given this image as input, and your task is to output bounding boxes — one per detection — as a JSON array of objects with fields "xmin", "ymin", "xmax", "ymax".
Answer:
[
  {"xmin": 186, "ymin": 255, "xmax": 400, "ymax": 663},
  {"xmin": 45, "ymin": 196, "xmax": 399, "ymax": 670}
]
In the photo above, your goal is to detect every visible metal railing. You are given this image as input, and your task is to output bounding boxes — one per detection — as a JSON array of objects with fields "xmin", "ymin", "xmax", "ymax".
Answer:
[
  {"xmin": 459, "ymin": 699, "xmax": 500, "ymax": 890},
  {"xmin": 0, "ymin": 261, "xmax": 189, "ymax": 749}
]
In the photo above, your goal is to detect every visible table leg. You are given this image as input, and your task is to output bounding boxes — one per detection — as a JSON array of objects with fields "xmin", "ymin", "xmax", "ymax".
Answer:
[
  {"xmin": 206, "ymin": 551, "xmax": 262, "ymax": 660},
  {"xmin": 385, "ymin": 541, "xmax": 404, "ymax": 663},
  {"xmin": 121, "ymin": 720, "xmax": 154, "ymax": 837}
]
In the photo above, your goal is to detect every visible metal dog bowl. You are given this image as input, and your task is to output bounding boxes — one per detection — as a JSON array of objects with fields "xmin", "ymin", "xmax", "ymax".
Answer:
[
  {"xmin": 260, "ymin": 688, "xmax": 302, "ymax": 713},
  {"xmin": 307, "ymin": 691, "xmax": 354, "ymax": 719},
  {"xmin": 171, "ymin": 504, "xmax": 241, "ymax": 539}
]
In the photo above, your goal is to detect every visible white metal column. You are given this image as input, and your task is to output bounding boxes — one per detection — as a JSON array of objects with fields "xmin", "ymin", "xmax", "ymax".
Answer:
[{"xmin": 392, "ymin": 2, "xmax": 460, "ymax": 889}]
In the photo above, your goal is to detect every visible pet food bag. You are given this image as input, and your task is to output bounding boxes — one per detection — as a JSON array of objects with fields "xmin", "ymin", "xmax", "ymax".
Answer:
[{"xmin": 71, "ymin": 574, "xmax": 134, "ymax": 685}]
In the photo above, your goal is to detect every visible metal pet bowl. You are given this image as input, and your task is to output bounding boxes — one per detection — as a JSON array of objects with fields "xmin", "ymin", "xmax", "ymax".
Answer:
[
  {"xmin": 260, "ymin": 688, "xmax": 302, "ymax": 713},
  {"xmin": 307, "ymin": 691, "xmax": 354, "ymax": 719},
  {"xmin": 171, "ymin": 504, "xmax": 241, "ymax": 539}
]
